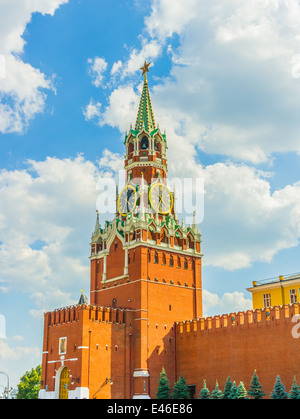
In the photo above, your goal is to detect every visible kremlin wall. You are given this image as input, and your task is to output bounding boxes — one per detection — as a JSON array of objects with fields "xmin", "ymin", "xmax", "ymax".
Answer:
[{"xmin": 176, "ymin": 303, "xmax": 300, "ymax": 397}]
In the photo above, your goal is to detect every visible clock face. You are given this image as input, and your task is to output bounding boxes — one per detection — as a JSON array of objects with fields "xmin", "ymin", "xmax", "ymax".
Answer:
[
  {"xmin": 149, "ymin": 183, "xmax": 173, "ymax": 214},
  {"xmin": 118, "ymin": 185, "xmax": 137, "ymax": 216}
]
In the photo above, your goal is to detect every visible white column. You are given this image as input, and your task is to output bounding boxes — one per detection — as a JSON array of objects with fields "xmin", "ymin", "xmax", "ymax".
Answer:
[
  {"xmin": 124, "ymin": 247, "xmax": 128, "ymax": 275},
  {"xmin": 102, "ymin": 255, "xmax": 107, "ymax": 282}
]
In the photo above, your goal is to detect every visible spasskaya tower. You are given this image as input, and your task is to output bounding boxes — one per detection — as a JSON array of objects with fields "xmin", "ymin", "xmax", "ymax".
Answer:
[{"xmin": 90, "ymin": 62, "xmax": 203, "ymax": 398}]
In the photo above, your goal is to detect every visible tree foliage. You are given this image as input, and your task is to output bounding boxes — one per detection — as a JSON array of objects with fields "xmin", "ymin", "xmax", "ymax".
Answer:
[
  {"xmin": 211, "ymin": 381, "xmax": 223, "ymax": 399},
  {"xmin": 223, "ymin": 376, "xmax": 233, "ymax": 399},
  {"xmin": 172, "ymin": 375, "xmax": 190, "ymax": 399},
  {"xmin": 198, "ymin": 380, "xmax": 211, "ymax": 399},
  {"xmin": 248, "ymin": 370, "xmax": 266, "ymax": 399},
  {"xmin": 17, "ymin": 365, "xmax": 41, "ymax": 400},
  {"xmin": 270, "ymin": 375, "xmax": 288, "ymax": 400},
  {"xmin": 156, "ymin": 367, "xmax": 171, "ymax": 399},
  {"xmin": 289, "ymin": 377, "xmax": 300, "ymax": 400}
]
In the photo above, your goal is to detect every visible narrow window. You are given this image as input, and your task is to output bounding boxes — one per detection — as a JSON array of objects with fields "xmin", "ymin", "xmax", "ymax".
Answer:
[
  {"xmin": 263, "ymin": 293, "xmax": 271, "ymax": 308},
  {"xmin": 290, "ymin": 289, "xmax": 297, "ymax": 303},
  {"xmin": 177, "ymin": 256, "xmax": 181, "ymax": 268}
]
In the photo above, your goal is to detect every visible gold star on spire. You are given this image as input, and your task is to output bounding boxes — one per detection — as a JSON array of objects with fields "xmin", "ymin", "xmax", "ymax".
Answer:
[{"xmin": 140, "ymin": 61, "xmax": 151, "ymax": 77}]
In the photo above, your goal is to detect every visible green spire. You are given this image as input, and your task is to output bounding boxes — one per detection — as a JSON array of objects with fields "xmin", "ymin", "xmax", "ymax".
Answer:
[{"xmin": 135, "ymin": 61, "xmax": 156, "ymax": 133}]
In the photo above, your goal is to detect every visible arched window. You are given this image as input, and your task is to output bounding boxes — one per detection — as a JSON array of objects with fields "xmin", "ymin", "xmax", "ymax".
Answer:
[
  {"xmin": 148, "ymin": 251, "xmax": 151, "ymax": 262},
  {"xmin": 184, "ymin": 258, "xmax": 188, "ymax": 269},
  {"xmin": 154, "ymin": 252, "xmax": 159, "ymax": 264},
  {"xmin": 112, "ymin": 298, "xmax": 117, "ymax": 309},
  {"xmin": 162, "ymin": 253, "xmax": 166, "ymax": 265},
  {"xmin": 169, "ymin": 255, "xmax": 174, "ymax": 267},
  {"xmin": 141, "ymin": 136, "xmax": 149, "ymax": 150},
  {"xmin": 154, "ymin": 139, "xmax": 159, "ymax": 151}
]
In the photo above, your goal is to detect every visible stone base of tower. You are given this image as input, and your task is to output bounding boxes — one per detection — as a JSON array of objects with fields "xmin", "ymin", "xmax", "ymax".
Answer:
[{"xmin": 132, "ymin": 370, "xmax": 151, "ymax": 399}]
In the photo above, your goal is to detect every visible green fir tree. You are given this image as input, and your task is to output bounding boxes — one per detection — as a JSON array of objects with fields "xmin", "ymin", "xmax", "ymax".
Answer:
[
  {"xmin": 211, "ymin": 381, "xmax": 223, "ymax": 399},
  {"xmin": 270, "ymin": 376, "xmax": 289, "ymax": 399},
  {"xmin": 247, "ymin": 370, "xmax": 266, "ymax": 399},
  {"xmin": 172, "ymin": 375, "xmax": 190, "ymax": 399},
  {"xmin": 156, "ymin": 367, "xmax": 171, "ymax": 399},
  {"xmin": 198, "ymin": 380, "xmax": 210, "ymax": 399},
  {"xmin": 228, "ymin": 381, "xmax": 239, "ymax": 399},
  {"xmin": 237, "ymin": 382, "xmax": 248, "ymax": 399},
  {"xmin": 222, "ymin": 376, "xmax": 233, "ymax": 399},
  {"xmin": 289, "ymin": 377, "xmax": 300, "ymax": 400}
]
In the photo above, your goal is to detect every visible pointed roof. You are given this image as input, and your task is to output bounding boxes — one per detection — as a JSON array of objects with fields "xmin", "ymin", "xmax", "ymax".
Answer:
[
  {"xmin": 135, "ymin": 62, "xmax": 156, "ymax": 133},
  {"xmin": 94, "ymin": 210, "xmax": 100, "ymax": 235},
  {"xmin": 78, "ymin": 289, "xmax": 88, "ymax": 305}
]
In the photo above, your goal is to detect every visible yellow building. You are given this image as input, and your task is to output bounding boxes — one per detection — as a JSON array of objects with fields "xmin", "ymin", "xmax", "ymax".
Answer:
[{"xmin": 247, "ymin": 273, "xmax": 300, "ymax": 310}]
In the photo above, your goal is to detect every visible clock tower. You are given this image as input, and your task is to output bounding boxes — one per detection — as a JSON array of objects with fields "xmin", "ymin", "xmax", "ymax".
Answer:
[{"xmin": 90, "ymin": 62, "xmax": 203, "ymax": 398}]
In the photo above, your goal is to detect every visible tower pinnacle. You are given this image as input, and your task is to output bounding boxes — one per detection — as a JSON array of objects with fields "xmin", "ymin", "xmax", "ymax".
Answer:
[{"xmin": 135, "ymin": 61, "xmax": 156, "ymax": 133}]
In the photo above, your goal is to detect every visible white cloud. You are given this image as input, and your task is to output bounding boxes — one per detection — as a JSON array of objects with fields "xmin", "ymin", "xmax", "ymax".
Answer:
[
  {"xmin": 0, "ymin": 55, "xmax": 53, "ymax": 133},
  {"xmin": 83, "ymin": 99, "xmax": 102, "ymax": 121},
  {"xmin": 84, "ymin": 84, "xmax": 140, "ymax": 132},
  {"xmin": 203, "ymin": 289, "xmax": 252, "ymax": 316},
  {"xmin": 145, "ymin": 0, "xmax": 199, "ymax": 40},
  {"xmin": 0, "ymin": 0, "xmax": 68, "ymax": 133},
  {"xmin": 0, "ymin": 339, "xmax": 40, "ymax": 361},
  {"xmin": 110, "ymin": 38, "xmax": 162, "ymax": 81},
  {"xmin": 200, "ymin": 163, "xmax": 300, "ymax": 270},
  {"xmin": 88, "ymin": 57, "xmax": 108, "ymax": 88},
  {"xmin": 98, "ymin": 149, "xmax": 124, "ymax": 175},
  {"xmin": 0, "ymin": 155, "xmax": 100, "ymax": 315}
]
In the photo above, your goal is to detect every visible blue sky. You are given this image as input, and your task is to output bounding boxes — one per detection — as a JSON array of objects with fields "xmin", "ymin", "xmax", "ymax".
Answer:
[{"xmin": 1, "ymin": 0, "xmax": 300, "ymax": 388}]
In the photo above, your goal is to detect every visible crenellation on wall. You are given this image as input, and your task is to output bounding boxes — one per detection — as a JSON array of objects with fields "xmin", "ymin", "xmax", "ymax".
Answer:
[
  {"xmin": 45, "ymin": 304, "xmax": 126, "ymax": 328},
  {"xmin": 176, "ymin": 302, "xmax": 300, "ymax": 334}
]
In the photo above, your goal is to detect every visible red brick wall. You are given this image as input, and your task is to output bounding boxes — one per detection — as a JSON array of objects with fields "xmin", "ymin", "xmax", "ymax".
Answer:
[{"xmin": 176, "ymin": 304, "xmax": 300, "ymax": 398}]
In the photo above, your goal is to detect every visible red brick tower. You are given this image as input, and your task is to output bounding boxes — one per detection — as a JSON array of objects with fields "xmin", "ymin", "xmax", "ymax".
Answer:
[{"xmin": 90, "ymin": 62, "xmax": 203, "ymax": 398}]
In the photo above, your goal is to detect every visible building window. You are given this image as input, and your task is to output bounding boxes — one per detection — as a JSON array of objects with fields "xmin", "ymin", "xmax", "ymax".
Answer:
[
  {"xmin": 59, "ymin": 337, "xmax": 67, "ymax": 355},
  {"xmin": 112, "ymin": 298, "xmax": 117, "ymax": 309},
  {"xmin": 148, "ymin": 251, "xmax": 151, "ymax": 262},
  {"xmin": 263, "ymin": 293, "xmax": 271, "ymax": 308},
  {"xmin": 169, "ymin": 255, "xmax": 173, "ymax": 267},
  {"xmin": 162, "ymin": 253, "xmax": 166, "ymax": 265},
  {"xmin": 290, "ymin": 289, "xmax": 297, "ymax": 303},
  {"xmin": 177, "ymin": 256, "xmax": 181, "ymax": 268},
  {"xmin": 184, "ymin": 258, "xmax": 188, "ymax": 269},
  {"xmin": 154, "ymin": 252, "xmax": 159, "ymax": 264},
  {"xmin": 141, "ymin": 136, "xmax": 149, "ymax": 150}
]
